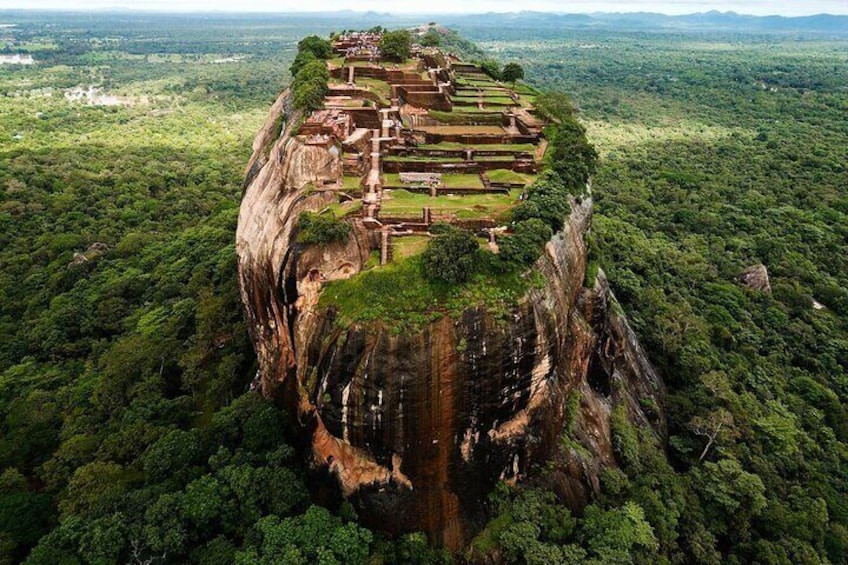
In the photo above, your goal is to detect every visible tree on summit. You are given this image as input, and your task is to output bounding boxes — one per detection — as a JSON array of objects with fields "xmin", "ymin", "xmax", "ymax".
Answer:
[
  {"xmin": 380, "ymin": 30, "xmax": 412, "ymax": 62},
  {"xmin": 422, "ymin": 226, "xmax": 479, "ymax": 284},
  {"xmin": 297, "ymin": 35, "xmax": 333, "ymax": 60},
  {"xmin": 502, "ymin": 62, "xmax": 525, "ymax": 84}
]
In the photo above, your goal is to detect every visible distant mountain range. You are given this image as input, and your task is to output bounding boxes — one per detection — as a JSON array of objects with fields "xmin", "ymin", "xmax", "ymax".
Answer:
[
  {"xmin": 434, "ymin": 11, "xmax": 848, "ymax": 34},
  {"xmin": 2, "ymin": 8, "xmax": 846, "ymax": 35}
]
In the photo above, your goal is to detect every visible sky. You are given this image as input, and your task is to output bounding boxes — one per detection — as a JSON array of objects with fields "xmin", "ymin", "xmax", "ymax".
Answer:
[{"xmin": 1, "ymin": 0, "xmax": 847, "ymax": 16}]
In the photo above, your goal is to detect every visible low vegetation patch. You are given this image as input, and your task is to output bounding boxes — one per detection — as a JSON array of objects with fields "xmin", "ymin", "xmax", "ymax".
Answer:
[
  {"xmin": 487, "ymin": 169, "xmax": 537, "ymax": 185},
  {"xmin": 296, "ymin": 212, "xmax": 351, "ymax": 245},
  {"xmin": 392, "ymin": 235, "xmax": 431, "ymax": 260},
  {"xmin": 319, "ymin": 252, "xmax": 540, "ymax": 331},
  {"xmin": 442, "ymin": 174, "xmax": 485, "ymax": 189},
  {"xmin": 429, "ymin": 110, "xmax": 504, "ymax": 125}
]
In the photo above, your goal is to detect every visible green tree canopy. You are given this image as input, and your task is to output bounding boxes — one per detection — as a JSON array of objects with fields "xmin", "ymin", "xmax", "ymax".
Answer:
[
  {"xmin": 502, "ymin": 62, "xmax": 525, "ymax": 84},
  {"xmin": 422, "ymin": 227, "xmax": 480, "ymax": 284},
  {"xmin": 297, "ymin": 212, "xmax": 352, "ymax": 246},
  {"xmin": 420, "ymin": 29, "xmax": 441, "ymax": 47},
  {"xmin": 290, "ymin": 60, "xmax": 330, "ymax": 113},
  {"xmin": 297, "ymin": 35, "xmax": 333, "ymax": 60},
  {"xmin": 499, "ymin": 219, "xmax": 552, "ymax": 270},
  {"xmin": 380, "ymin": 30, "xmax": 412, "ymax": 62}
]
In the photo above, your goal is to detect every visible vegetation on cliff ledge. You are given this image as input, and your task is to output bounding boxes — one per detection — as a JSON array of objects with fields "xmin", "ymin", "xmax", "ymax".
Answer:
[
  {"xmin": 296, "ymin": 212, "xmax": 352, "ymax": 245},
  {"xmin": 290, "ymin": 36, "xmax": 332, "ymax": 113},
  {"xmin": 318, "ymin": 254, "xmax": 544, "ymax": 331}
]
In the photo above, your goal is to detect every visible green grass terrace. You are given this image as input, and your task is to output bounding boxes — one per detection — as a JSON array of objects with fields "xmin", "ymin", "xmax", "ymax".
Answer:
[
  {"xmin": 414, "ymin": 125, "xmax": 505, "ymax": 135},
  {"xmin": 486, "ymin": 169, "xmax": 538, "ymax": 187},
  {"xmin": 414, "ymin": 141, "xmax": 536, "ymax": 152},
  {"xmin": 391, "ymin": 234, "xmax": 431, "ymax": 260},
  {"xmin": 379, "ymin": 188, "xmax": 521, "ymax": 220},
  {"xmin": 382, "ymin": 173, "xmax": 486, "ymax": 189},
  {"xmin": 428, "ymin": 110, "xmax": 505, "ymax": 125},
  {"xmin": 341, "ymin": 175, "xmax": 363, "ymax": 190}
]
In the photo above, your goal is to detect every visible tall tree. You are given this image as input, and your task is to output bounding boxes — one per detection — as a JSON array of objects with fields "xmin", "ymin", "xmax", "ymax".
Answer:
[
  {"xmin": 502, "ymin": 62, "xmax": 525, "ymax": 84},
  {"xmin": 380, "ymin": 30, "xmax": 412, "ymax": 62}
]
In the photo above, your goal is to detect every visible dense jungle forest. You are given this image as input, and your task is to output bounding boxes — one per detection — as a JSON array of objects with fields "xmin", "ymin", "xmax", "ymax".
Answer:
[{"xmin": 0, "ymin": 11, "xmax": 847, "ymax": 564}]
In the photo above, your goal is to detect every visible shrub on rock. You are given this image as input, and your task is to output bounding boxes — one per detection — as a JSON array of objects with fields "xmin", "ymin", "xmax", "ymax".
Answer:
[{"xmin": 422, "ymin": 227, "xmax": 479, "ymax": 284}]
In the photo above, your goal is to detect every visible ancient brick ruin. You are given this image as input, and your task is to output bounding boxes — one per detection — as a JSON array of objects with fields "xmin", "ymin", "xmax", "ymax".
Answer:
[{"xmin": 298, "ymin": 30, "xmax": 548, "ymax": 263}]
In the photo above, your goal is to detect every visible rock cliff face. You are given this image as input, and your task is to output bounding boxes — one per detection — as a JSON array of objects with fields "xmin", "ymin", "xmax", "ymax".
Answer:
[{"xmin": 236, "ymin": 91, "xmax": 665, "ymax": 549}]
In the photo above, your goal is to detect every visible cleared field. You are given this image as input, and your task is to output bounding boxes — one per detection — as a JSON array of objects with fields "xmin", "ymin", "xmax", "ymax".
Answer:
[
  {"xmin": 459, "ymin": 78, "xmax": 500, "ymax": 87},
  {"xmin": 475, "ymin": 155, "xmax": 517, "ymax": 162},
  {"xmin": 446, "ymin": 107, "xmax": 507, "ymax": 114},
  {"xmin": 383, "ymin": 155, "xmax": 459, "ymax": 163},
  {"xmin": 342, "ymin": 175, "xmax": 363, "ymax": 190},
  {"xmin": 487, "ymin": 169, "xmax": 538, "ymax": 185},
  {"xmin": 451, "ymin": 96, "xmax": 486, "ymax": 103},
  {"xmin": 427, "ymin": 111, "xmax": 504, "ymax": 125},
  {"xmin": 355, "ymin": 77, "xmax": 392, "ymax": 101},
  {"xmin": 442, "ymin": 174, "xmax": 485, "ymax": 188},
  {"xmin": 382, "ymin": 173, "xmax": 484, "ymax": 189},
  {"xmin": 455, "ymin": 85, "xmax": 510, "ymax": 92},
  {"xmin": 416, "ymin": 125, "xmax": 504, "ymax": 135},
  {"xmin": 417, "ymin": 142, "xmax": 536, "ymax": 152},
  {"xmin": 392, "ymin": 235, "xmax": 431, "ymax": 259},
  {"xmin": 380, "ymin": 189, "xmax": 520, "ymax": 220},
  {"xmin": 479, "ymin": 97, "xmax": 516, "ymax": 105},
  {"xmin": 451, "ymin": 92, "xmax": 513, "ymax": 99}
]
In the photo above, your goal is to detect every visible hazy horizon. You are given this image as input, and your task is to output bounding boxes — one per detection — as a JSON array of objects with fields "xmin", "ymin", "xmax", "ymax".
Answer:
[{"xmin": 1, "ymin": 1, "xmax": 847, "ymax": 17}]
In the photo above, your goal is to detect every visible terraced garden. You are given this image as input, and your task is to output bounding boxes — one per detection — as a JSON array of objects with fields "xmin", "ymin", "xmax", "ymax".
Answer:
[{"xmin": 296, "ymin": 28, "xmax": 548, "ymax": 269}]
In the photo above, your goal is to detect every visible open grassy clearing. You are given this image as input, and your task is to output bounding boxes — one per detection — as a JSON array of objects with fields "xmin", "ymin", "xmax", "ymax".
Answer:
[
  {"xmin": 429, "ymin": 110, "xmax": 504, "ymax": 124},
  {"xmin": 379, "ymin": 189, "xmax": 520, "ymax": 220},
  {"xmin": 455, "ymin": 85, "xmax": 511, "ymax": 93},
  {"xmin": 477, "ymin": 155, "xmax": 518, "ymax": 162},
  {"xmin": 383, "ymin": 155, "xmax": 460, "ymax": 163},
  {"xmin": 384, "ymin": 154, "xmax": 516, "ymax": 164},
  {"xmin": 342, "ymin": 175, "xmax": 363, "ymax": 190},
  {"xmin": 415, "ymin": 125, "xmax": 505, "ymax": 135},
  {"xmin": 451, "ymin": 96, "xmax": 486, "ymax": 103},
  {"xmin": 444, "ymin": 108, "xmax": 508, "ymax": 115},
  {"xmin": 382, "ymin": 173, "xmax": 485, "ymax": 189},
  {"xmin": 483, "ymin": 96, "xmax": 516, "ymax": 104},
  {"xmin": 487, "ymin": 169, "xmax": 538, "ymax": 185},
  {"xmin": 355, "ymin": 77, "xmax": 392, "ymax": 101},
  {"xmin": 459, "ymin": 78, "xmax": 500, "ymax": 86},
  {"xmin": 453, "ymin": 91, "xmax": 515, "ymax": 100},
  {"xmin": 442, "ymin": 174, "xmax": 485, "ymax": 188},
  {"xmin": 416, "ymin": 142, "xmax": 536, "ymax": 152},
  {"xmin": 391, "ymin": 235, "xmax": 431, "ymax": 259}
]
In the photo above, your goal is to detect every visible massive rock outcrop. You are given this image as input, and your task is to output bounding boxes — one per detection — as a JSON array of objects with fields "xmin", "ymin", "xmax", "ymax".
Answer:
[{"xmin": 236, "ymin": 92, "xmax": 665, "ymax": 549}]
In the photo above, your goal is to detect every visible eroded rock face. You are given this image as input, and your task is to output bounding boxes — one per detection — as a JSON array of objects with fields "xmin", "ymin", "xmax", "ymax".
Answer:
[
  {"xmin": 740, "ymin": 263, "xmax": 771, "ymax": 293},
  {"xmin": 236, "ymin": 91, "xmax": 664, "ymax": 549}
]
